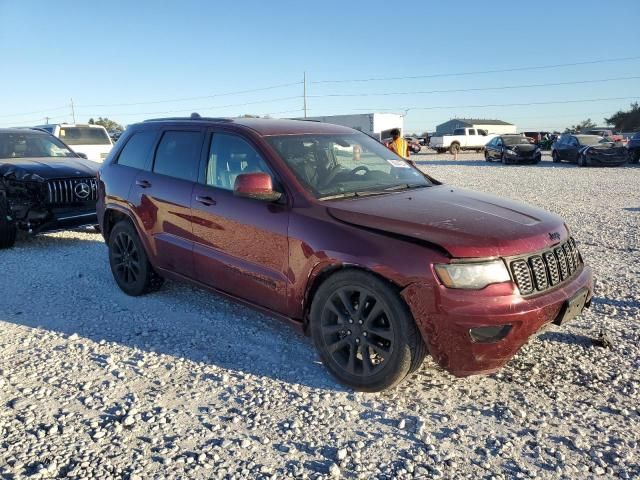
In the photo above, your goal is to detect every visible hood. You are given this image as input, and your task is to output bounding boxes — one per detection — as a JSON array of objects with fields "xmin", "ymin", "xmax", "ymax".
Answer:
[
  {"xmin": 0, "ymin": 156, "xmax": 99, "ymax": 182},
  {"xmin": 584, "ymin": 143, "xmax": 626, "ymax": 154},
  {"xmin": 326, "ymin": 185, "xmax": 568, "ymax": 258}
]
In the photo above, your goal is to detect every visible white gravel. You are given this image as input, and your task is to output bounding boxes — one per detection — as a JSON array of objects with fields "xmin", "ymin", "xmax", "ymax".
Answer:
[{"xmin": 1, "ymin": 152, "xmax": 639, "ymax": 479}]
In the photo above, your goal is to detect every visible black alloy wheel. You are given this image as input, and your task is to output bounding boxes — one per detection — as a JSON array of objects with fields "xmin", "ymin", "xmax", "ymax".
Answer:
[
  {"xmin": 310, "ymin": 270, "xmax": 426, "ymax": 391},
  {"xmin": 108, "ymin": 220, "xmax": 164, "ymax": 296}
]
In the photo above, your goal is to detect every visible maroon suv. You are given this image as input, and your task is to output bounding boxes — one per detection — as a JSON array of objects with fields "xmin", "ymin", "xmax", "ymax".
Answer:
[{"xmin": 97, "ymin": 116, "xmax": 593, "ymax": 391}]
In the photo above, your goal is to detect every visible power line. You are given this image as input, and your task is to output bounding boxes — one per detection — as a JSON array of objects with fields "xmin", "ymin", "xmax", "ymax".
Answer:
[
  {"xmin": 77, "ymin": 81, "xmax": 303, "ymax": 108},
  {"xmin": 311, "ymin": 56, "xmax": 640, "ymax": 84},
  {"xmin": 308, "ymin": 75, "xmax": 640, "ymax": 98},
  {"xmin": 0, "ymin": 105, "xmax": 69, "ymax": 119},
  {"xmin": 352, "ymin": 96, "xmax": 640, "ymax": 112},
  {"xmin": 78, "ymin": 96, "xmax": 303, "ymax": 118}
]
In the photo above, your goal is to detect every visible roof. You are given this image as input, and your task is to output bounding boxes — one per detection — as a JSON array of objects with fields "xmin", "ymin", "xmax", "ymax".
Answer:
[
  {"xmin": 445, "ymin": 118, "xmax": 514, "ymax": 126},
  {"xmin": 135, "ymin": 116, "xmax": 356, "ymax": 136},
  {"xmin": 0, "ymin": 127, "xmax": 49, "ymax": 134}
]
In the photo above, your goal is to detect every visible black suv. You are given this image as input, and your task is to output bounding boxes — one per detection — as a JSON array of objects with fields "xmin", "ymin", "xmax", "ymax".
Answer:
[{"xmin": 0, "ymin": 128, "xmax": 99, "ymax": 249}]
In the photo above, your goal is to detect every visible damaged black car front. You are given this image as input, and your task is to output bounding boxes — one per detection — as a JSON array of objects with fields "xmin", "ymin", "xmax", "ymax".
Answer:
[
  {"xmin": 0, "ymin": 128, "xmax": 99, "ymax": 249},
  {"xmin": 577, "ymin": 136, "xmax": 627, "ymax": 167}
]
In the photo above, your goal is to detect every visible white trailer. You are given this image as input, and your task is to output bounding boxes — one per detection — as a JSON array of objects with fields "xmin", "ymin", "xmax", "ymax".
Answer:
[{"xmin": 295, "ymin": 113, "xmax": 404, "ymax": 141}]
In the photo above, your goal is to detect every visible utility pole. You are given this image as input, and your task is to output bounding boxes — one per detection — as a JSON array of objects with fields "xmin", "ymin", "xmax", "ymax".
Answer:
[
  {"xmin": 70, "ymin": 98, "xmax": 76, "ymax": 123},
  {"xmin": 303, "ymin": 72, "xmax": 307, "ymax": 118},
  {"xmin": 45, "ymin": 116, "xmax": 50, "ymax": 124}
]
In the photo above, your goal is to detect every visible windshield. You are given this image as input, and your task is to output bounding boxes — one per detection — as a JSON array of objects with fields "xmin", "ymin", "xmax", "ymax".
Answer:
[
  {"xmin": 575, "ymin": 135, "xmax": 604, "ymax": 146},
  {"xmin": 0, "ymin": 132, "xmax": 76, "ymax": 158},
  {"xmin": 59, "ymin": 126, "xmax": 111, "ymax": 146},
  {"xmin": 503, "ymin": 136, "xmax": 531, "ymax": 146},
  {"xmin": 267, "ymin": 133, "xmax": 432, "ymax": 199}
]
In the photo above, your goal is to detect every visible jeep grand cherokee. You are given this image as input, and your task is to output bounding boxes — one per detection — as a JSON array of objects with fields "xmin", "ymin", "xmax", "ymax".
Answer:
[{"xmin": 97, "ymin": 115, "xmax": 593, "ymax": 391}]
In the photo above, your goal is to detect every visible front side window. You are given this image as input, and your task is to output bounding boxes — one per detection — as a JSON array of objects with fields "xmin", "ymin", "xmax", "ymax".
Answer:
[
  {"xmin": 267, "ymin": 133, "xmax": 431, "ymax": 200},
  {"xmin": 0, "ymin": 132, "xmax": 75, "ymax": 158},
  {"xmin": 59, "ymin": 127, "xmax": 111, "ymax": 146},
  {"xmin": 116, "ymin": 131, "xmax": 157, "ymax": 170},
  {"xmin": 153, "ymin": 131, "xmax": 203, "ymax": 182},
  {"xmin": 206, "ymin": 133, "xmax": 273, "ymax": 190}
]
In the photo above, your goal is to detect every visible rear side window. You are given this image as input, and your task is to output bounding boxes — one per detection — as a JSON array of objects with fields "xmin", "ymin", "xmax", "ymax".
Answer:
[
  {"xmin": 153, "ymin": 131, "xmax": 203, "ymax": 182},
  {"xmin": 468, "ymin": 129, "xmax": 476, "ymax": 135},
  {"xmin": 116, "ymin": 131, "xmax": 157, "ymax": 170},
  {"xmin": 453, "ymin": 128, "xmax": 465, "ymax": 135},
  {"xmin": 59, "ymin": 127, "xmax": 111, "ymax": 145}
]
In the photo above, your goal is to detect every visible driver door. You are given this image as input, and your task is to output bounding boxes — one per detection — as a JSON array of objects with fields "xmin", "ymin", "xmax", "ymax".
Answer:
[{"xmin": 190, "ymin": 131, "xmax": 290, "ymax": 314}]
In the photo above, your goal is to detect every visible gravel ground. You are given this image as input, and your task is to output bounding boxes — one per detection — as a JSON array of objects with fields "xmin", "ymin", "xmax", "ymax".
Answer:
[{"xmin": 1, "ymin": 152, "xmax": 639, "ymax": 479}]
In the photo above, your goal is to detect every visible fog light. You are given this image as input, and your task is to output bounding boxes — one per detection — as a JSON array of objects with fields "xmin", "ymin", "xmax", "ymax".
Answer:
[{"xmin": 469, "ymin": 325, "xmax": 512, "ymax": 343}]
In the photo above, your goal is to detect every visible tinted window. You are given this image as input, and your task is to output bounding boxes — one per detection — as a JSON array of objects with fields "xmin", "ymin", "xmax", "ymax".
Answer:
[
  {"xmin": 453, "ymin": 128, "xmax": 465, "ymax": 135},
  {"xmin": 116, "ymin": 131, "xmax": 157, "ymax": 170},
  {"xmin": 207, "ymin": 133, "xmax": 273, "ymax": 190},
  {"xmin": 59, "ymin": 126, "xmax": 111, "ymax": 145},
  {"xmin": 153, "ymin": 131, "xmax": 203, "ymax": 181},
  {"xmin": 468, "ymin": 129, "xmax": 476, "ymax": 135}
]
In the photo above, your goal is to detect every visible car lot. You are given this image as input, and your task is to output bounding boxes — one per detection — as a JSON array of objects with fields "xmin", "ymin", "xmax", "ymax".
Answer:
[{"xmin": 1, "ymin": 153, "xmax": 638, "ymax": 479}]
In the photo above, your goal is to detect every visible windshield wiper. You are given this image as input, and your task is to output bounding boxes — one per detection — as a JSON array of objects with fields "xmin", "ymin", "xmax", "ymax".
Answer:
[{"xmin": 382, "ymin": 183, "xmax": 430, "ymax": 191}]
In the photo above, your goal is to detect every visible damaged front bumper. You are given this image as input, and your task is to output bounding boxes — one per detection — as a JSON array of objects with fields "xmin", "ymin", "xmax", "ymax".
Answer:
[{"xmin": 401, "ymin": 265, "xmax": 594, "ymax": 376}]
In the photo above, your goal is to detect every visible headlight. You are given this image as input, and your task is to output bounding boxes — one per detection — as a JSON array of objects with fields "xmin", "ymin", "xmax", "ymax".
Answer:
[
  {"xmin": 435, "ymin": 260, "xmax": 511, "ymax": 289},
  {"xmin": 505, "ymin": 148, "xmax": 517, "ymax": 155}
]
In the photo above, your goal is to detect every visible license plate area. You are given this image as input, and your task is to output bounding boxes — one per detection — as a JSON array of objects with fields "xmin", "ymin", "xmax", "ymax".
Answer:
[{"xmin": 554, "ymin": 288, "xmax": 589, "ymax": 326}]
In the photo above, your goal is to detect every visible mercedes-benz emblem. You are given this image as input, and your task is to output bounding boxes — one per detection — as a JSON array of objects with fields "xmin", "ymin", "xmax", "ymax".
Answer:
[{"xmin": 74, "ymin": 182, "xmax": 91, "ymax": 199}]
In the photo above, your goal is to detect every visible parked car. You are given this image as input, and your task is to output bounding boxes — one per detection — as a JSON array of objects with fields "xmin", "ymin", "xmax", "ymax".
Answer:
[
  {"xmin": 416, "ymin": 136, "xmax": 428, "ymax": 146},
  {"xmin": 552, "ymin": 134, "xmax": 626, "ymax": 166},
  {"xmin": 0, "ymin": 128, "xmax": 99, "ymax": 249},
  {"xmin": 584, "ymin": 128, "xmax": 623, "ymax": 142},
  {"xmin": 382, "ymin": 137, "xmax": 421, "ymax": 155},
  {"xmin": 430, "ymin": 128, "xmax": 496, "ymax": 154},
  {"xmin": 97, "ymin": 116, "xmax": 593, "ymax": 391},
  {"xmin": 403, "ymin": 136, "xmax": 422, "ymax": 153},
  {"xmin": 34, "ymin": 123, "xmax": 113, "ymax": 162},
  {"xmin": 626, "ymin": 131, "xmax": 640, "ymax": 163},
  {"xmin": 485, "ymin": 135, "xmax": 542, "ymax": 164}
]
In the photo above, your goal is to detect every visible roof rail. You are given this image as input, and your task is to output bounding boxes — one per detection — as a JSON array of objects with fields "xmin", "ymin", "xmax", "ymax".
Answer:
[{"xmin": 143, "ymin": 114, "xmax": 233, "ymax": 123}]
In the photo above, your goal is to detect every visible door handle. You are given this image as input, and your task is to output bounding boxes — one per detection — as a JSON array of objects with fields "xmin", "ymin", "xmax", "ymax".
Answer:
[
  {"xmin": 136, "ymin": 179, "xmax": 152, "ymax": 188},
  {"xmin": 195, "ymin": 195, "xmax": 216, "ymax": 206}
]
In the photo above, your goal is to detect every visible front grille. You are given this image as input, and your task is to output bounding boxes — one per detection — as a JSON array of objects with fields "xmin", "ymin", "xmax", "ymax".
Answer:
[
  {"xmin": 510, "ymin": 238, "xmax": 582, "ymax": 296},
  {"xmin": 46, "ymin": 178, "xmax": 98, "ymax": 205}
]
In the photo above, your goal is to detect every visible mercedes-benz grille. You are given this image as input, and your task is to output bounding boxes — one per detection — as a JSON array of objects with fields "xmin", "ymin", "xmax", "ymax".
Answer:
[
  {"xmin": 509, "ymin": 238, "xmax": 582, "ymax": 295},
  {"xmin": 46, "ymin": 178, "xmax": 98, "ymax": 205}
]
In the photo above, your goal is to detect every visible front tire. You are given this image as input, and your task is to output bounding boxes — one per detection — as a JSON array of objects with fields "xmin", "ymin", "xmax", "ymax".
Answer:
[
  {"xmin": 310, "ymin": 270, "xmax": 426, "ymax": 392},
  {"xmin": 108, "ymin": 220, "xmax": 164, "ymax": 296},
  {"xmin": 552, "ymin": 151, "xmax": 560, "ymax": 163},
  {"xmin": 0, "ymin": 195, "xmax": 17, "ymax": 250},
  {"xmin": 578, "ymin": 154, "xmax": 587, "ymax": 167},
  {"xmin": 484, "ymin": 151, "xmax": 491, "ymax": 162}
]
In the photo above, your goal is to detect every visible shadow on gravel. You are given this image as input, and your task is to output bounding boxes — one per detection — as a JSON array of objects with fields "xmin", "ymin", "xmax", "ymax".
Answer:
[
  {"xmin": 0, "ymin": 235, "xmax": 341, "ymax": 391},
  {"xmin": 414, "ymin": 159, "xmax": 576, "ymax": 169},
  {"xmin": 538, "ymin": 331, "xmax": 595, "ymax": 347}
]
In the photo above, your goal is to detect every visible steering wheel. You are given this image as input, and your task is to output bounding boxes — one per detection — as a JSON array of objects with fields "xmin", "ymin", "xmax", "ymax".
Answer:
[{"xmin": 348, "ymin": 165, "xmax": 370, "ymax": 176}]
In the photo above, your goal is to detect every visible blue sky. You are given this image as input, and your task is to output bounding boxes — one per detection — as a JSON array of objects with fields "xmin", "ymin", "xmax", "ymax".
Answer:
[{"xmin": 1, "ymin": 0, "xmax": 639, "ymax": 133}]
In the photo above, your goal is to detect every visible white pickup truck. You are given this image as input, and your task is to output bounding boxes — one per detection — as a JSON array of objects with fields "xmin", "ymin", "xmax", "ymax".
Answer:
[{"xmin": 430, "ymin": 128, "xmax": 497, "ymax": 154}]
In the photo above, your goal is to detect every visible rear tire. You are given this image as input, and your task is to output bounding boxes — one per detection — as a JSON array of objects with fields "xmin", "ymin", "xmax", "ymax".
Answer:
[
  {"xmin": 108, "ymin": 220, "xmax": 164, "ymax": 296},
  {"xmin": 0, "ymin": 195, "xmax": 17, "ymax": 250},
  {"xmin": 630, "ymin": 151, "xmax": 640, "ymax": 164},
  {"xmin": 449, "ymin": 143, "xmax": 460, "ymax": 155},
  {"xmin": 310, "ymin": 270, "xmax": 426, "ymax": 392}
]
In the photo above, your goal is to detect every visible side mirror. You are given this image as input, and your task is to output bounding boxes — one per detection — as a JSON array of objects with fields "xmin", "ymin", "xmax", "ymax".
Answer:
[
  {"xmin": 76, "ymin": 152, "xmax": 88, "ymax": 159},
  {"xmin": 233, "ymin": 172, "xmax": 282, "ymax": 202}
]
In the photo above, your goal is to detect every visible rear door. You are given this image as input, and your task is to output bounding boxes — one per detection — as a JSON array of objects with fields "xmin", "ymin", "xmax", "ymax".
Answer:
[
  {"xmin": 190, "ymin": 130, "xmax": 290, "ymax": 313},
  {"xmin": 129, "ymin": 127, "xmax": 205, "ymax": 278}
]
